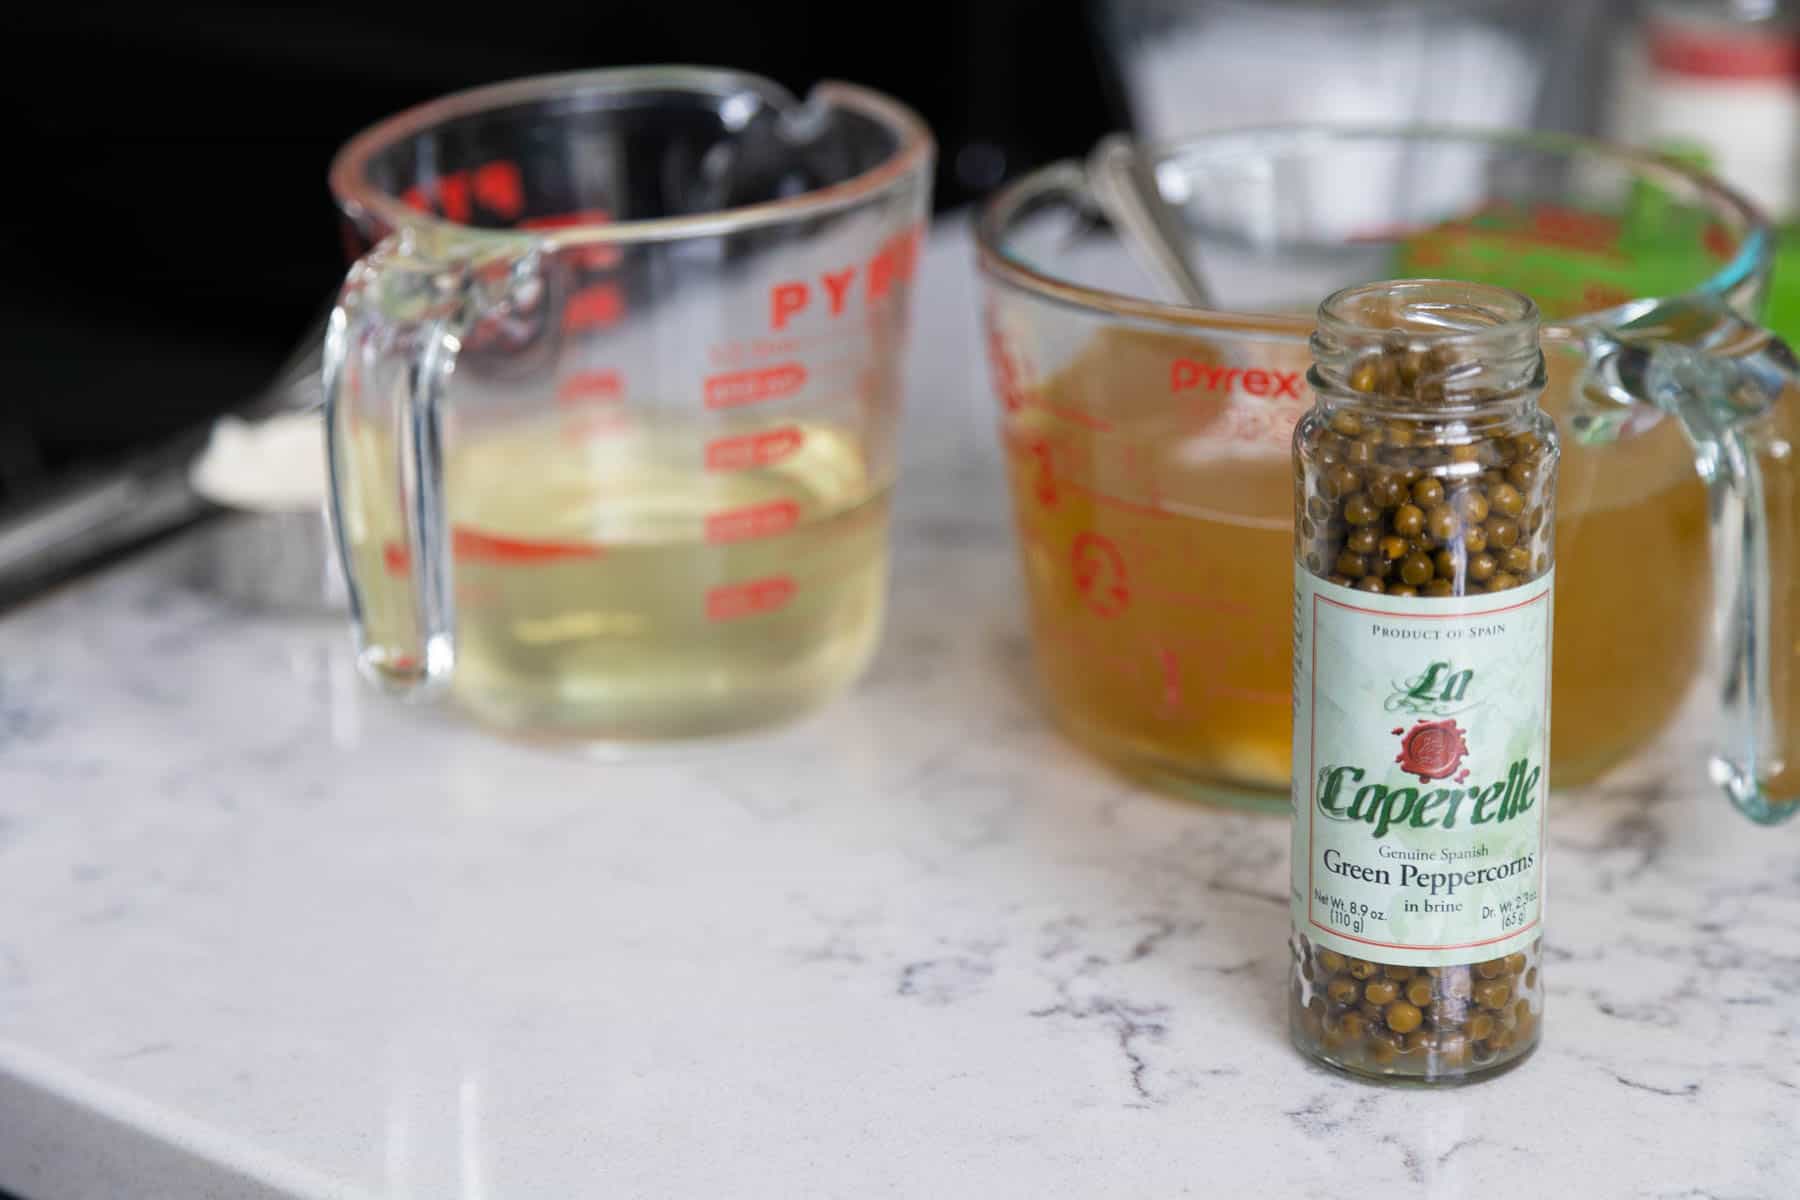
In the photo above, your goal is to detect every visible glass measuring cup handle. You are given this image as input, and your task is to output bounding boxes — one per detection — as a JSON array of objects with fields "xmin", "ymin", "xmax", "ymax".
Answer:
[
  {"xmin": 1587, "ymin": 308, "xmax": 1799, "ymax": 822},
  {"xmin": 322, "ymin": 232, "xmax": 528, "ymax": 696}
]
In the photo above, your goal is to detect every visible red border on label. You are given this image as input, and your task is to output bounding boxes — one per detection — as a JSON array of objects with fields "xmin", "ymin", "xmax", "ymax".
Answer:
[{"xmin": 1306, "ymin": 583, "xmax": 1551, "ymax": 953}]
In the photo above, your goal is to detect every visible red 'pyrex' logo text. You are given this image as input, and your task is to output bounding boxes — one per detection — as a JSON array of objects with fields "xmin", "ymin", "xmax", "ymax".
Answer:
[
  {"xmin": 768, "ymin": 226, "xmax": 923, "ymax": 330},
  {"xmin": 1170, "ymin": 359, "xmax": 1303, "ymax": 399}
]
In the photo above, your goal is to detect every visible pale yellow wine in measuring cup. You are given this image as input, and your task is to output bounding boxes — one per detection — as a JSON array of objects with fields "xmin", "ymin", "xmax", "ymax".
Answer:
[{"xmin": 350, "ymin": 418, "xmax": 889, "ymax": 741}]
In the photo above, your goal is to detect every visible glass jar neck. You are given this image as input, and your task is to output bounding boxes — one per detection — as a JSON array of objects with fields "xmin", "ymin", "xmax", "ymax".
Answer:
[{"xmin": 1307, "ymin": 279, "xmax": 1546, "ymax": 425}]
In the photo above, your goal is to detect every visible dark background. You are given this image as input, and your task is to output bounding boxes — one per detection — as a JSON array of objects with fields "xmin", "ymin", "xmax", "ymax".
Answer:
[{"xmin": 5, "ymin": 1, "xmax": 1121, "ymax": 512}]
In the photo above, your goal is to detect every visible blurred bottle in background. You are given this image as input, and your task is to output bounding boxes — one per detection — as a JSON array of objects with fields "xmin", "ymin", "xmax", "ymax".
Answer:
[
  {"xmin": 1097, "ymin": 0, "xmax": 1611, "ymax": 141},
  {"xmin": 1605, "ymin": 0, "xmax": 1800, "ymax": 338},
  {"xmin": 1091, "ymin": 0, "xmax": 1616, "ymax": 263}
]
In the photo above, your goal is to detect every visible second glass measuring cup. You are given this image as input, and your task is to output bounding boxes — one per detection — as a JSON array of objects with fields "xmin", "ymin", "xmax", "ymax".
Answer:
[
  {"xmin": 978, "ymin": 127, "xmax": 1797, "ymax": 820},
  {"xmin": 325, "ymin": 68, "xmax": 934, "ymax": 741}
]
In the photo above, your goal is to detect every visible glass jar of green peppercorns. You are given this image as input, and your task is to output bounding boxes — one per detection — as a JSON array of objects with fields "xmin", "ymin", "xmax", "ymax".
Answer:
[{"xmin": 1290, "ymin": 279, "xmax": 1558, "ymax": 1083}]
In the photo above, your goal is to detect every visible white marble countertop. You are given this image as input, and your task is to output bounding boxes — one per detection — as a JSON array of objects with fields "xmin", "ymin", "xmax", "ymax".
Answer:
[{"xmin": 3, "ymin": 224, "xmax": 1799, "ymax": 1200}]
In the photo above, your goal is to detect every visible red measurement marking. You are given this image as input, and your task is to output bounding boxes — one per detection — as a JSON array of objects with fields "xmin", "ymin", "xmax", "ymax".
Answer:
[
  {"xmin": 556, "ymin": 370, "xmax": 623, "ymax": 407},
  {"xmin": 472, "ymin": 162, "xmax": 524, "ymax": 219},
  {"xmin": 704, "ymin": 362, "xmax": 808, "ymax": 409},
  {"xmin": 1007, "ymin": 435, "xmax": 1168, "ymax": 515},
  {"xmin": 706, "ymin": 576, "xmax": 796, "ymax": 621},
  {"xmin": 1032, "ymin": 396, "xmax": 1112, "ymax": 432},
  {"xmin": 396, "ymin": 161, "xmax": 524, "ymax": 223},
  {"xmin": 381, "ymin": 530, "xmax": 605, "ymax": 573},
  {"xmin": 563, "ymin": 284, "xmax": 623, "ymax": 332},
  {"xmin": 705, "ymin": 499, "xmax": 800, "ymax": 544},
  {"xmin": 453, "ymin": 529, "xmax": 603, "ymax": 564},
  {"xmin": 436, "ymin": 173, "xmax": 472, "ymax": 224},
  {"xmin": 865, "ymin": 224, "xmax": 921, "ymax": 305},
  {"xmin": 985, "ymin": 309, "xmax": 1028, "ymax": 413},
  {"xmin": 1030, "ymin": 439, "xmax": 1058, "ymax": 508},
  {"xmin": 1071, "ymin": 531, "xmax": 1130, "ymax": 618},
  {"xmin": 1158, "ymin": 648, "xmax": 1183, "ymax": 713},
  {"xmin": 705, "ymin": 426, "xmax": 804, "ymax": 471}
]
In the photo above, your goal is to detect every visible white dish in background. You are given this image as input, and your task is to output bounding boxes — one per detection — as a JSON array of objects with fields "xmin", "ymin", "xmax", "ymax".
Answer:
[
  {"xmin": 188, "ymin": 409, "xmax": 344, "ymax": 613},
  {"xmin": 189, "ymin": 411, "xmax": 329, "ymax": 515}
]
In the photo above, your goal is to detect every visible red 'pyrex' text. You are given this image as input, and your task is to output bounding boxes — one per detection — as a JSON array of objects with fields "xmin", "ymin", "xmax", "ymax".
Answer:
[
  {"xmin": 1169, "ymin": 359, "xmax": 1303, "ymax": 399},
  {"xmin": 768, "ymin": 227, "xmax": 923, "ymax": 330}
]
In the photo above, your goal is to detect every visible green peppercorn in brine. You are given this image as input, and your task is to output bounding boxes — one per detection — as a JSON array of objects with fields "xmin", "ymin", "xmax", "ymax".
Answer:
[{"xmin": 1290, "ymin": 280, "xmax": 1558, "ymax": 1083}]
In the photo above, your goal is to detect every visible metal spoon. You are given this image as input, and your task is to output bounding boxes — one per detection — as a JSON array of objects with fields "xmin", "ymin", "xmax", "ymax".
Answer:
[{"xmin": 1084, "ymin": 132, "xmax": 1213, "ymax": 309}]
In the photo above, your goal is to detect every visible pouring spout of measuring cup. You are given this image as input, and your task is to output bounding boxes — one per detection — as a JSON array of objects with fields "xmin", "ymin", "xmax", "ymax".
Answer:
[
  {"xmin": 1583, "ymin": 298, "xmax": 1800, "ymax": 823},
  {"xmin": 1085, "ymin": 133, "xmax": 1215, "ymax": 309},
  {"xmin": 690, "ymin": 84, "xmax": 867, "ymax": 215}
]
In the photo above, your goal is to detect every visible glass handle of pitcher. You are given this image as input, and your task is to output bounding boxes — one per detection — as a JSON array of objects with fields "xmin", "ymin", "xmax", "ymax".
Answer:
[
  {"xmin": 322, "ymin": 234, "xmax": 488, "ymax": 697},
  {"xmin": 1593, "ymin": 314, "xmax": 1799, "ymax": 822}
]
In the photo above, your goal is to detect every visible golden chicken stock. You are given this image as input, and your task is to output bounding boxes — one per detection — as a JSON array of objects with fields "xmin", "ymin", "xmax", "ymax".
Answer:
[{"xmin": 1000, "ymin": 326, "xmax": 1709, "ymax": 799}]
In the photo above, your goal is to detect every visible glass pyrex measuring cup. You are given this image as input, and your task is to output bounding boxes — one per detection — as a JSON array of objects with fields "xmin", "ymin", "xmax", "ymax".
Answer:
[
  {"xmin": 976, "ymin": 127, "xmax": 1797, "ymax": 821},
  {"xmin": 324, "ymin": 68, "xmax": 933, "ymax": 740}
]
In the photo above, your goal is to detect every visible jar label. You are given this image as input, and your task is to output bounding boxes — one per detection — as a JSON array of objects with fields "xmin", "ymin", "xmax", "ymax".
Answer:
[{"xmin": 1290, "ymin": 566, "xmax": 1552, "ymax": 966}]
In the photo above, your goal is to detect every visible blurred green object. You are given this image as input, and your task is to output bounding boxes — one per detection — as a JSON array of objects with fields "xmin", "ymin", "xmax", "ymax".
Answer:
[
  {"xmin": 1393, "ymin": 141, "xmax": 1800, "ymax": 341},
  {"xmin": 1643, "ymin": 140, "xmax": 1800, "ymax": 345},
  {"xmin": 1393, "ymin": 199, "xmax": 1723, "ymax": 322},
  {"xmin": 1769, "ymin": 233, "xmax": 1800, "ymax": 340}
]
